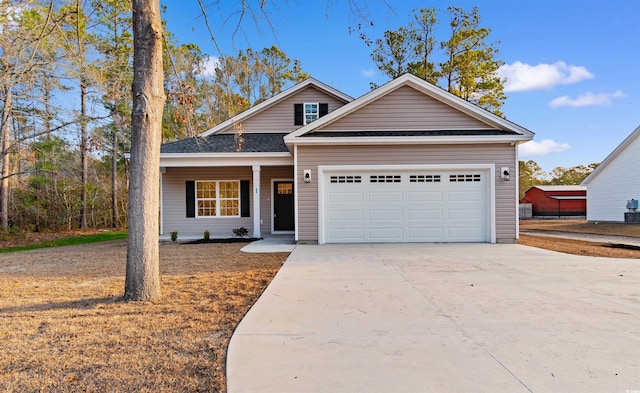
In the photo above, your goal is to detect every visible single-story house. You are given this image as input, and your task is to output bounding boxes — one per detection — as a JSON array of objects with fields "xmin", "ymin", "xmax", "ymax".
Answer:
[
  {"xmin": 159, "ymin": 74, "xmax": 534, "ymax": 243},
  {"xmin": 520, "ymin": 185, "xmax": 587, "ymax": 217},
  {"xmin": 581, "ymin": 125, "xmax": 640, "ymax": 222}
]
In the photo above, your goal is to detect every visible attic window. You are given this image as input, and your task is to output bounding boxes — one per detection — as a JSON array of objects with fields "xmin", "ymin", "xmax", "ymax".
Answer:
[
  {"xmin": 304, "ymin": 103, "xmax": 318, "ymax": 124},
  {"xmin": 294, "ymin": 103, "xmax": 329, "ymax": 125}
]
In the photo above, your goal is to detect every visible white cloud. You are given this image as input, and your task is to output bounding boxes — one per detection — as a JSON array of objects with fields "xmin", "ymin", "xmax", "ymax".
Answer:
[
  {"xmin": 498, "ymin": 61, "xmax": 593, "ymax": 92},
  {"xmin": 361, "ymin": 68, "xmax": 376, "ymax": 78},
  {"xmin": 548, "ymin": 90, "xmax": 625, "ymax": 108},
  {"xmin": 519, "ymin": 139, "xmax": 571, "ymax": 157},
  {"xmin": 199, "ymin": 56, "xmax": 220, "ymax": 77}
]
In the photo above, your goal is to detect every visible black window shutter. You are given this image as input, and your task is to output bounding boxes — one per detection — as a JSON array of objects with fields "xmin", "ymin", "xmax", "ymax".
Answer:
[
  {"xmin": 186, "ymin": 181, "xmax": 195, "ymax": 218},
  {"xmin": 294, "ymin": 103, "xmax": 303, "ymax": 125},
  {"xmin": 319, "ymin": 103, "xmax": 328, "ymax": 117},
  {"xmin": 240, "ymin": 180, "xmax": 250, "ymax": 217}
]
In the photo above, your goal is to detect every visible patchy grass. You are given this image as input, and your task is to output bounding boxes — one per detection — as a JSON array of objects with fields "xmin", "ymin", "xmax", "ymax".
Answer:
[
  {"xmin": 0, "ymin": 231, "xmax": 127, "ymax": 253},
  {"xmin": 0, "ymin": 241, "xmax": 288, "ymax": 392}
]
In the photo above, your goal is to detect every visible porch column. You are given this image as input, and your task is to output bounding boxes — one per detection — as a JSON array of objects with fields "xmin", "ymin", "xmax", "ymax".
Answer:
[{"xmin": 252, "ymin": 165, "xmax": 261, "ymax": 238}]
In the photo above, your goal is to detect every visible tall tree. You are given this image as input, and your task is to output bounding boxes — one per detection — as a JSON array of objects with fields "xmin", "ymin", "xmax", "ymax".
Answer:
[
  {"xmin": 408, "ymin": 8, "xmax": 438, "ymax": 84},
  {"xmin": 94, "ymin": 0, "xmax": 133, "ymax": 228},
  {"xmin": 369, "ymin": 6, "xmax": 505, "ymax": 115},
  {"xmin": 370, "ymin": 26, "xmax": 417, "ymax": 79},
  {"xmin": 0, "ymin": 0, "xmax": 56, "ymax": 230},
  {"xmin": 124, "ymin": 0, "xmax": 164, "ymax": 301},
  {"xmin": 440, "ymin": 6, "xmax": 505, "ymax": 115}
]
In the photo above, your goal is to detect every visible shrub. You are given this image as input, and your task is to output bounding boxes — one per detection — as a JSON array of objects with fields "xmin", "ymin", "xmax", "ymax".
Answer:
[
  {"xmin": 203, "ymin": 230, "xmax": 210, "ymax": 240},
  {"xmin": 232, "ymin": 227, "xmax": 248, "ymax": 238},
  {"xmin": 170, "ymin": 231, "xmax": 178, "ymax": 242}
]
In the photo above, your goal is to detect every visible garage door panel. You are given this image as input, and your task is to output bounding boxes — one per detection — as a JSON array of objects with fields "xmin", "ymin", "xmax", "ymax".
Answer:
[
  {"xmin": 323, "ymin": 170, "xmax": 488, "ymax": 243},
  {"xmin": 368, "ymin": 191, "xmax": 403, "ymax": 203},
  {"xmin": 408, "ymin": 191, "xmax": 443, "ymax": 201},
  {"xmin": 327, "ymin": 228, "xmax": 364, "ymax": 240},
  {"xmin": 327, "ymin": 210, "xmax": 363, "ymax": 220},
  {"xmin": 448, "ymin": 191, "xmax": 483, "ymax": 202},
  {"xmin": 447, "ymin": 209, "xmax": 483, "ymax": 219},
  {"xmin": 369, "ymin": 210, "xmax": 403, "ymax": 221},
  {"xmin": 369, "ymin": 228, "xmax": 403, "ymax": 240},
  {"xmin": 328, "ymin": 192, "xmax": 363, "ymax": 203},
  {"xmin": 408, "ymin": 209, "xmax": 443, "ymax": 220}
]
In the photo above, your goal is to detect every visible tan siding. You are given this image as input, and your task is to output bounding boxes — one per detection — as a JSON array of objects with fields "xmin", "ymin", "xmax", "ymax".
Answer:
[
  {"xmin": 163, "ymin": 165, "xmax": 293, "ymax": 237},
  {"xmin": 296, "ymin": 144, "xmax": 517, "ymax": 242},
  {"xmin": 218, "ymin": 86, "xmax": 347, "ymax": 134},
  {"xmin": 319, "ymin": 86, "xmax": 494, "ymax": 131}
]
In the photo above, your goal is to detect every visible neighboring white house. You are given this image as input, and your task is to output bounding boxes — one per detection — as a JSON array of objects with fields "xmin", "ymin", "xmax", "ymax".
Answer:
[{"xmin": 581, "ymin": 125, "xmax": 640, "ymax": 222}]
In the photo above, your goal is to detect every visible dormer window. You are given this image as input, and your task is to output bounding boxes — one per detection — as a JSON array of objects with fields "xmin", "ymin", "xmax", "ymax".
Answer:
[{"xmin": 294, "ymin": 103, "xmax": 329, "ymax": 125}]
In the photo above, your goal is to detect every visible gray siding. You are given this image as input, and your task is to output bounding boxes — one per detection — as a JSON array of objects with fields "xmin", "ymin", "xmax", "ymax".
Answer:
[
  {"xmin": 162, "ymin": 165, "xmax": 293, "ymax": 237},
  {"xmin": 218, "ymin": 86, "xmax": 347, "ymax": 134},
  {"xmin": 319, "ymin": 85, "xmax": 493, "ymax": 131},
  {"xmin": 296, "ymin": 144, "xmax": 517, "ymax": 242}
]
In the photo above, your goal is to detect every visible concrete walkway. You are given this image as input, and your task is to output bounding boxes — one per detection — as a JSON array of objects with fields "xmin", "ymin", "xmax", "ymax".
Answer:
[
  {"xmin": 227, "ymin": 243, "xmax": 640, "ymax": 393},
  {"xmin": 241, "ymin": 234, "xmax": 296, "ymax": 253}
]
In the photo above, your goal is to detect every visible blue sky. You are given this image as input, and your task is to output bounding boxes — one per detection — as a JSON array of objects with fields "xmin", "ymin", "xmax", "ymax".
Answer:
[{"xmin": 162, "ymin": 0, "xmax": 640, "ymax": 174}]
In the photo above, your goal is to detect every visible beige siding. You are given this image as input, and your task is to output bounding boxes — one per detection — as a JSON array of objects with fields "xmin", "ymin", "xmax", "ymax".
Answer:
[
  {"xmin": 296, "ymin": 144, "xmax": 517, "ymax": 242},
  {"xmin": 319, "ymin": 86, "xmax": 493, "ymax": 131},
  {"xmin": 162, "ymin": 165, "xmax": 293, "ymax": 237},
  {"xmin": 218, "ymin": 86, "xmax": 347, "ymax": 134}
]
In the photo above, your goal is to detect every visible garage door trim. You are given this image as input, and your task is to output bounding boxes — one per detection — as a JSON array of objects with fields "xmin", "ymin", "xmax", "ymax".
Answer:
[{"xmin": 317, "ymin": 164, "xmax": 496, "ymax": 244}]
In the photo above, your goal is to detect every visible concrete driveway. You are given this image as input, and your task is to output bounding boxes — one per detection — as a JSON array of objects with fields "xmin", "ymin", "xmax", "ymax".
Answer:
[{"xmin": 227, "ymin": 244, "xmax": 640, "ymax": 393}]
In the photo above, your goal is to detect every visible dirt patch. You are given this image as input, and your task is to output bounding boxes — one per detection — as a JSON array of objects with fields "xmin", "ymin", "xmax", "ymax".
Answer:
[
  {"xmin": 0, "ymin": 241, "xmax": 289, "ymax": 392},
  {"xmin": 520, "ymin": 219, "xmax": 640, "ymax": 237},
  {"xmin": 519, "ymin": 234, "xmax": 640, "ymax": 259}
]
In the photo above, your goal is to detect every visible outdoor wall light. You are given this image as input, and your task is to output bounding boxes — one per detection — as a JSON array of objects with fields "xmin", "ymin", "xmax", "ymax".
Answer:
[
  {"xmin": 304, "ymin": 169, "xmax": 312, "ymax": 183},
  {"xmin": 501, "ymin": 167, "xmax": 510, "ymax": 181}
]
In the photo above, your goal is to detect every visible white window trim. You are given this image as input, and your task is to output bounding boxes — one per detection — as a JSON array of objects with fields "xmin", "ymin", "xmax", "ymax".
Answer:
[
  {"xmin": 303, "ymin": 102, "xmax": 319, "ymax": 125},
  {"xmin": 195, "ymin": 180, "xmax": 241, "ymax": 218}
]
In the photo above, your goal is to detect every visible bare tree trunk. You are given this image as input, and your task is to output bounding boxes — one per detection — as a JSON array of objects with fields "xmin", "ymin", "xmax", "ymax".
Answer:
[
  {"xmin": 124, "ymin": 0, "xmax": 164, "ymax": 301},
  {"xmin": 0, "ymin": 86, "xmax": 12, "ymax": 231},
  {"xmin": 80, "ymin": 80, "xmax": 88, "ymax": 228},
  {"xmin": 111, "ymin": 129, "xmax": 118, "ymax": 228}
]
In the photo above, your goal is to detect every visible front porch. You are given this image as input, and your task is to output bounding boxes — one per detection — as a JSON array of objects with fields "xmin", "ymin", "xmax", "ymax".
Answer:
[{"xmin": 160, "ymin": 164, "xmax": 294, "ymax": 239}]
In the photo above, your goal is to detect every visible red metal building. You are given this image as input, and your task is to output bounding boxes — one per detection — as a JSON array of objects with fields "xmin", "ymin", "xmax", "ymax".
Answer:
[{"xmin": 521, "ymin": 185, "xmax": 587, "ymax": 217}]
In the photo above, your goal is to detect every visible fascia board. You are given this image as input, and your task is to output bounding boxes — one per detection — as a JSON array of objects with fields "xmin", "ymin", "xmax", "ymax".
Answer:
[
  {"xmin": 160, "ymin": 153, "xmax": 293, "ymax": 167},
  {"xmin": 199, "ymin": 78, "xmax": 353, "ymax": 137},
  {"xmin": 286, "ymin": 134, "xmax": 532, "ymax": 146},
  {"xmin": 160, "ymin": 152, "xmax": 292, "ymax": 159}
]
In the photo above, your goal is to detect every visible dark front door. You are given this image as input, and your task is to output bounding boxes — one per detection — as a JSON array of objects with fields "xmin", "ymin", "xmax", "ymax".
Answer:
[{"xmin": 273, "ymin": 181, "xmax": 294, "ymax": 231}]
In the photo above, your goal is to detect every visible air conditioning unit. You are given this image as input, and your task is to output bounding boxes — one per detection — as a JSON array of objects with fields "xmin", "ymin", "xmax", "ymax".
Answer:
[{"xmin": 627, "ymin": 199, "xmax": 639, "ymax": 211}]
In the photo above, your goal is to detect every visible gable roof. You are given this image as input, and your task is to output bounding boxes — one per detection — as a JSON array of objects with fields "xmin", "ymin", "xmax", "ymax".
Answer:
[
  {"xmin": 198, "ymin": 78, "xmax": 353, "ymax": 137},
  {"xmin": 285, "ymin": 74, "xmax": 534, "ymax": 145},
  {"xmin": 581, "ymin": 125, "xmax": 640, "ymax": 185}
]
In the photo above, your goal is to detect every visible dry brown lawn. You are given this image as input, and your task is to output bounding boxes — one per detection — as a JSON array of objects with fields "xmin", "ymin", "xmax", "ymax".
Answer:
[
  {"xmin": 519, "ymin": 219, "xmax": 640, "ymax": 237},
  {"xmin": 519, "ymin": 219, "xmax": 640, "ymax": 259},
  {"xmin": 0, "ymin": 241, "xmax": 288, "ymax": 393}
]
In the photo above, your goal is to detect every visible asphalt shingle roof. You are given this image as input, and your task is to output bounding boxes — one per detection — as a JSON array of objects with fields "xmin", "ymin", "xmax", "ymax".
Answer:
[{"xmin": 161, "ymin": 133, "xmax": 289, "ymax": 154}]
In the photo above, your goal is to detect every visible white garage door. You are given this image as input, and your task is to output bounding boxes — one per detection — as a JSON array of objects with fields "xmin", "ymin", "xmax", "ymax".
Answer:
[{"xmin": 323, "ymin": 170, "xmax": 489, "ymax": 243}]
